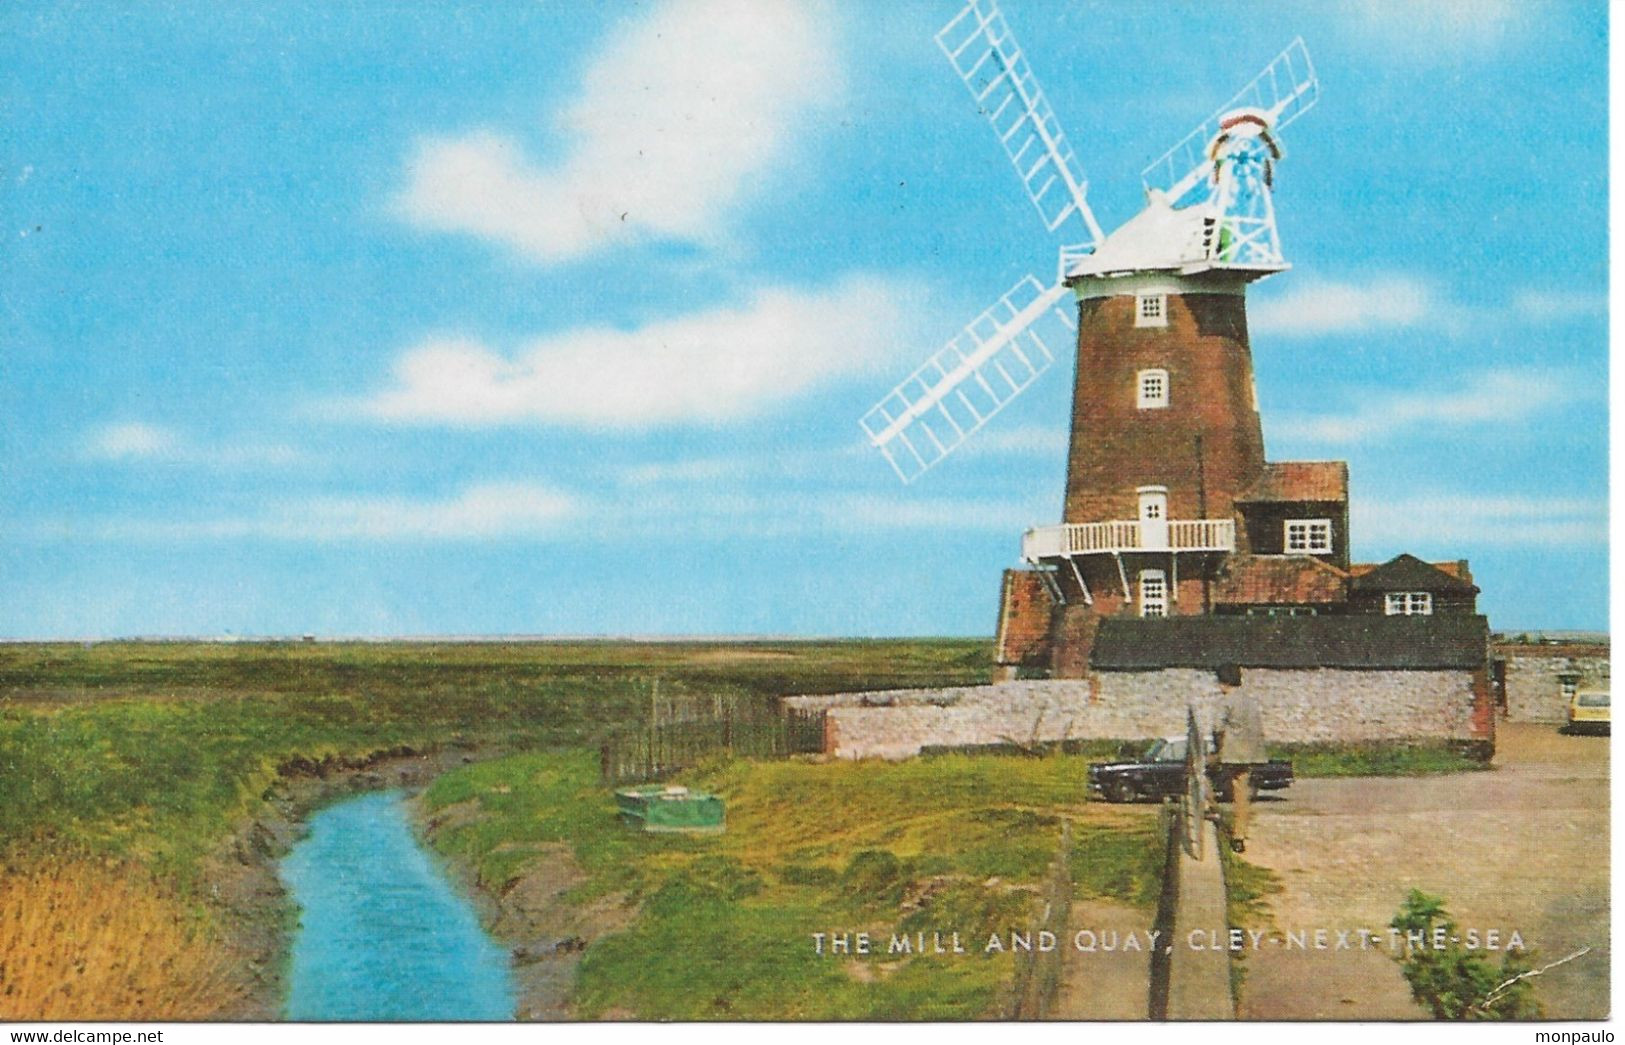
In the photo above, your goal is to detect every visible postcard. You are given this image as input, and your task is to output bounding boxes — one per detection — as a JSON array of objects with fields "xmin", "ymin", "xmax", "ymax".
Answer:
[{"xmin": 0, "ymin": 0, "xmax": 1609, "ymax": 1034}]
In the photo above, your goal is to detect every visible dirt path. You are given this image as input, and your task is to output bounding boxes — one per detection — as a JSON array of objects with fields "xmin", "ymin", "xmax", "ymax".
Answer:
[
  {"xmin": 1053, "ymin": 898, "xmax": 1156, "ymax": 1019},
  {"xmin": 1238, "ymin": 723, "xmax": 1609, "ymax": 1020}
]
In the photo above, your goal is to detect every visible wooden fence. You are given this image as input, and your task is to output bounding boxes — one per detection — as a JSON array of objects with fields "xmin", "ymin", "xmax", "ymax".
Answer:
[
  {"xmin": 1006, "ymin": 819, "xmax": 1074, "ymax": 1019},
  {"xmin": 599, "ymin": 686, "xmax": 825, "ymax": 785}
]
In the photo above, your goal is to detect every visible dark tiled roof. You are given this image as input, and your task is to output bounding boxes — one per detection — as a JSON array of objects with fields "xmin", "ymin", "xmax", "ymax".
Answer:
[
  {"xmin": 1212, "ymin": 555, "xmax": 1348, "ymax": 606},
  {"xmin": 1351, "ymin": 559, "xmax": 1473, "ymax": 583},
  {"xmin": 1236, "ymin": 461, "xmax": 1348, "ymax": 503},
  {"xmin": 1090, "ymin": 614, "xmax": 1489, "ymax": 670},
  {"xmin": 1350, "ymin": 554, "xmax": 1479, "ymax": 594}
]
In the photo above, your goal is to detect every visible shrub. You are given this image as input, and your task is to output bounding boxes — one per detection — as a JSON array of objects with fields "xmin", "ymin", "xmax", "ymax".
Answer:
[{"xmin": 1389, "ymin": 889, "xmax": 1542, "ymax": 1019}]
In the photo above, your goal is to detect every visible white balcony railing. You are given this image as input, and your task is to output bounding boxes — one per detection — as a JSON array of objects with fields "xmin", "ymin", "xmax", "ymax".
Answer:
[{"xmin": 1022, "ymin": 518, "xmax": 1235, "ymax": 561}]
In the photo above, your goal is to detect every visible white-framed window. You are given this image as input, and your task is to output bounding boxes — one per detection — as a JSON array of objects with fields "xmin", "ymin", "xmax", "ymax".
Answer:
[
  {"xmin": 1136, "ymin": 368, "xmax": 1169, "ymax": 409},
  {"xmin": 1138, "ymin": 569, "xmax": 1168, "ymax": 618},
  {"xmin": 1284, "ymin": 518, "xmax": 1332, "ymax": 554},
  {"xmin": 1135, "ymin": 292, "xmax": 1167, "ymax": 328},
  {"xmin": 1384, "ymin": 591, "xmax": 1434, "ymax": 616}
]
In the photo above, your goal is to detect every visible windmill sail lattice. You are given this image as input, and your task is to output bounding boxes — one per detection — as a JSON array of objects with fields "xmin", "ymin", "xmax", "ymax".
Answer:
[
  {"xmin": 1141, "ymin": 38, "xmax": 1319, "ymax": 209},
  {"xmin": 861, "ymin": 8, "xmax": 1319, "ymax": 484},
  {"xmin": 936, "ymin": 0, "xmax": 1103, "ymax": 244},
  {"xmin": 860, "ymin": 276, "xmax": 1074, "ymax": 484}
]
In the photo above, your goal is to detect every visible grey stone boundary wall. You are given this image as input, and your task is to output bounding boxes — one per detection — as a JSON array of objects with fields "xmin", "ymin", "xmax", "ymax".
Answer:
[
  {"xmin": 784, "ymin": 669, "xmax": 1478, "ymax": 760},
  {"xmin": 1502, "ymin": 653, "xmax": 1610, "ymax": 723}
]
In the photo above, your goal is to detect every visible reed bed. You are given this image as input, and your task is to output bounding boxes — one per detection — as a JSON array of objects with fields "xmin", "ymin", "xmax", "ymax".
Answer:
[{"xmin": 0, "ymin": 858, "xmax": 245, "ymax": 1021}]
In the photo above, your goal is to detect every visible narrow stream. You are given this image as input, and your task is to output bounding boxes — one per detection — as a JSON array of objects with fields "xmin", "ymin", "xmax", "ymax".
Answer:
[{"xmin": 280, "ymin": 789, "xmax": 516, "ymax": 1021}]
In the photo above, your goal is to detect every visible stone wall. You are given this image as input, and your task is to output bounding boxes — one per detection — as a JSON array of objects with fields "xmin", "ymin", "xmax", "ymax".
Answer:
[
  {"xmin": 1497, "ymin": 645, "xmax": 1610, "ymax": 723},
  {"xmin": 787, "ymin": 667, "xmax": 1484, "ymax": 760}
]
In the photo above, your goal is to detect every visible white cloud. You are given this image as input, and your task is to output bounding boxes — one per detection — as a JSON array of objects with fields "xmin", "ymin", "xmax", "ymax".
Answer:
[
  {"xmin": 1249, "ymin": 276, "xmax": 1438, "ymax": 337},
  {"xmin": 1271, "ymin": 368, "xmax": 1575, "ymax": 444},
  {"xmin": 589, "ymin": 487, "xmax": 1043, "ymax": 539},
  {"xmin": 87, "ymin": 422, "xmax": 178, "ymax": 459},
  {"xmin": 84, "ymin": 422, "xmax": 302, "ymax": 467},
  {"xmin": 1355, "ymin": 494, "xmax": 1606, "ymax": 548},
  {"xmin": 1344, "ymin": 0, "xmax": 1536, "ymax": 58},
  {"xmin": 816, "ymin": 493, "xmax": 1042, "ymax": 533},
  {"xmin": 1252, "ymin": 276, "xmax": 1607, "ymax": 339},
  {"xmin": 1511, "ymin": 289, "xmax": 1608, "ymax": 322},
  {"xmin": 394, "ymin": 0, "xmax": 840, "ymax": 263},
  {"xmin": 29, "ymin": 481, "xmax": 584, "ymax": 543},
  {"xmin": 620, "ymin": 457, "xmax": 748, "ymax": 486},
  {"xmin": 17, "ymin": 467, "xmax": 1048, "ymax": 545},
  {"xmin": 355, "ymin": 275, "xmax": 921, "ymax": 428},
  {"xmin": 298, "ymin": 482, "xmax": 582, "ymax": 540},
  {"xmin": 962, "ymin": 425, "xmax": 1069, "ymax": 457}
]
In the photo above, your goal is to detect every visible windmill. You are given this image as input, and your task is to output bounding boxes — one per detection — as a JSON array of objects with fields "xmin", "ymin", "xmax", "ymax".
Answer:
[{"xmin": 860, "ymin": 0, "xmax": 1318, "ymax": 485}]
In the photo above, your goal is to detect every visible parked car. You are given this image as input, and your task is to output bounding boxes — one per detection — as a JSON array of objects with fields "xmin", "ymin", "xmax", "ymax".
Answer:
[
  {"xmin": 1566, "ymin": 688, "xmax": 1610, "ymax": 735},
  {"xmin": 1087, "ymin": 736, "xmax": 1294, "ymax": 803}
]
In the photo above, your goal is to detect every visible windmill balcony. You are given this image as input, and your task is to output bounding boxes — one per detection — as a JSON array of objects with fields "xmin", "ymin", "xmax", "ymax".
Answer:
[{"xmin": 1021, "ymin": 518, "xmax": 1236, "ymax": 562}]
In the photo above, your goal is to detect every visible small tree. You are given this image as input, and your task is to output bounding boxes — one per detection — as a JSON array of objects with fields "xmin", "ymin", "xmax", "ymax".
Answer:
[{"xmin": 1389, "ymin": 889, "xmax": 1542, "ymax": 1019}]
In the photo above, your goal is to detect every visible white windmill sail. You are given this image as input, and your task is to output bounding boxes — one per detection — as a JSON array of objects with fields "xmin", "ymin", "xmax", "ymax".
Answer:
[
  {"xmin": 1141, "ymin": 38, "xmax": 1319, "ymax": 210},
  {"xmin": 936, "ymin": 0, "xmax": 1103, "ymax": 245},
  {"xmin": 861, "ymin": 276, "xmax": 1074, "ymax": 484},
  {"xmin": 858, "ymin": 1, "xmax": 1100, "ymax": 485}
]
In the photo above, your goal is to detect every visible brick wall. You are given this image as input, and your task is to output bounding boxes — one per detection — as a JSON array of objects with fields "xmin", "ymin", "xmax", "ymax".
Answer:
[
  {"xmin": 1049, "ymin": 604, "xmax": 1099, "ymax": 678},
  {"xmin": 995, "ymin": 569, "xmax": 1055, "ymax": 667},
  {"xmin": 788, "ymin": 667, "xmax": 1486, "ymax": 760},
  {"xmin": 1064, "ymin": 292, "xmax": 1265, "ymax": 526}
]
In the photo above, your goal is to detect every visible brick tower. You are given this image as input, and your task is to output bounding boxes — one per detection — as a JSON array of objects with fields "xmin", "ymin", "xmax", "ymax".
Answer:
[
  {"xmin": 856, "ymin": 9, "xmax": 1486, "ymax": 714},
  {"xmin": 996, "ymin": 188, "xmax": 1356, "ymax": 676},
  {"xmin": 853, "ymin": 11, "xmax": 1360, "ymax": 676},
  {"xmin": 1053, "ymin": 272, "xmax": 1267, "ymax": 618}
]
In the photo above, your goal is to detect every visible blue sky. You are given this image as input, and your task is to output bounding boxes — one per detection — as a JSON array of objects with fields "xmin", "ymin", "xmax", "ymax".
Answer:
[{"xmin": 0, "ymin": 0, "xmax": 1608, "ymax": 639}]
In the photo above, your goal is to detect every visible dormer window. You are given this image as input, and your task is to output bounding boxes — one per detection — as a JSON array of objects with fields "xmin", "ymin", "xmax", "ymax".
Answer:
[
  {"xmin": 1136, "ymin": 369, "xmax": 1169, "ymax": 409},
  {"xmin": 1384, "ymin": 592, "xmax": 1433, "ymax": 616},
  {"xmin": 1135, "ymin": 292, "xmax": 1167, "ymax": 328},
  {"xmin": 1284, "ymin": 518, "xmax": 1332, "ymax": 554}
]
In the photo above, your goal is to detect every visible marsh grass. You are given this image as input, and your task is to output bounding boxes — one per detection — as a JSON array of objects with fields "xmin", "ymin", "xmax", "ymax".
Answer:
[
  {"xmin": 0, "ymin": 857, "xmax": 246, "ymax": 1020},
  {"xmin": 423, "ymin": 748, "xmax": 1162, "ymax": 1018},
  {"xmin": 0, "ymin": 639, "xmax": 990, "ymax": 880},
  {"xmin": 0, "ymin": 639, "xmax": 989, "ymax": 1019}
]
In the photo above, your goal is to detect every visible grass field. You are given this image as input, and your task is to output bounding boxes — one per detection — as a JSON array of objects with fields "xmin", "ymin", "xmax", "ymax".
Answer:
[
  {"xmin": 1273, "ymin": 741, "xmax": 1492, "ymax": 778},
  {"xmin": 0, "ymin": 639, "xmax": 1491, "ymax": 1019},
  {"xmin": 422, "ymin": 748, "xmax": 1163, "ymax": 1019},
  {"xmin": 0, "ymin": 638, "xmax": 988, "ymax": 1018},
  {"xmin": 0, "ymin": 639, "xmax": 990, "ymax": 877}
]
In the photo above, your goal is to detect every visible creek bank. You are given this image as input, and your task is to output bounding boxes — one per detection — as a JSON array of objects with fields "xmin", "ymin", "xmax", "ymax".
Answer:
[
  {"xmin": 203, "ymin": 743, "xmax": 489, "ymax": 1020},
  {"xmin": 411, "ymin": 798, "xmax": 636, "ymax": 1020},
  {"xmin": 205, "ymin": 742, "xmax": 631, "ymax": 1022},
  {"xmin": 280, "ymin": 790, "xmax": 515, "ymax": 1020}
]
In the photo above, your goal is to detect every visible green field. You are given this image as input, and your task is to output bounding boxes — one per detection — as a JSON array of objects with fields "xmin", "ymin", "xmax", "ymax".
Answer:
[
  {"xmin": 423, "ymin": 748, "xmax": 1162, "ymax": 1019},
  {"xmin": 0, "ymin": 638, "xmax": 1482, "ymax": 1019},
  {"xmin": 0, "ymin": 638, "xmax": 990, "ymax": 878}
]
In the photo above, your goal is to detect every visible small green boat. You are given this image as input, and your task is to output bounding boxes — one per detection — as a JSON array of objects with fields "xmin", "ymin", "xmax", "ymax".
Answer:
[{"xmin": 614, "ymin": 784, "xmax": 726, "ymax": 833}]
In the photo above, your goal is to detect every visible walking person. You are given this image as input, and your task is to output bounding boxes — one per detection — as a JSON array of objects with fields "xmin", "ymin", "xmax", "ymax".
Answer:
[{"xmin": 1213, "ymin": 689, "xmax": 1266, "ymax": 852}]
